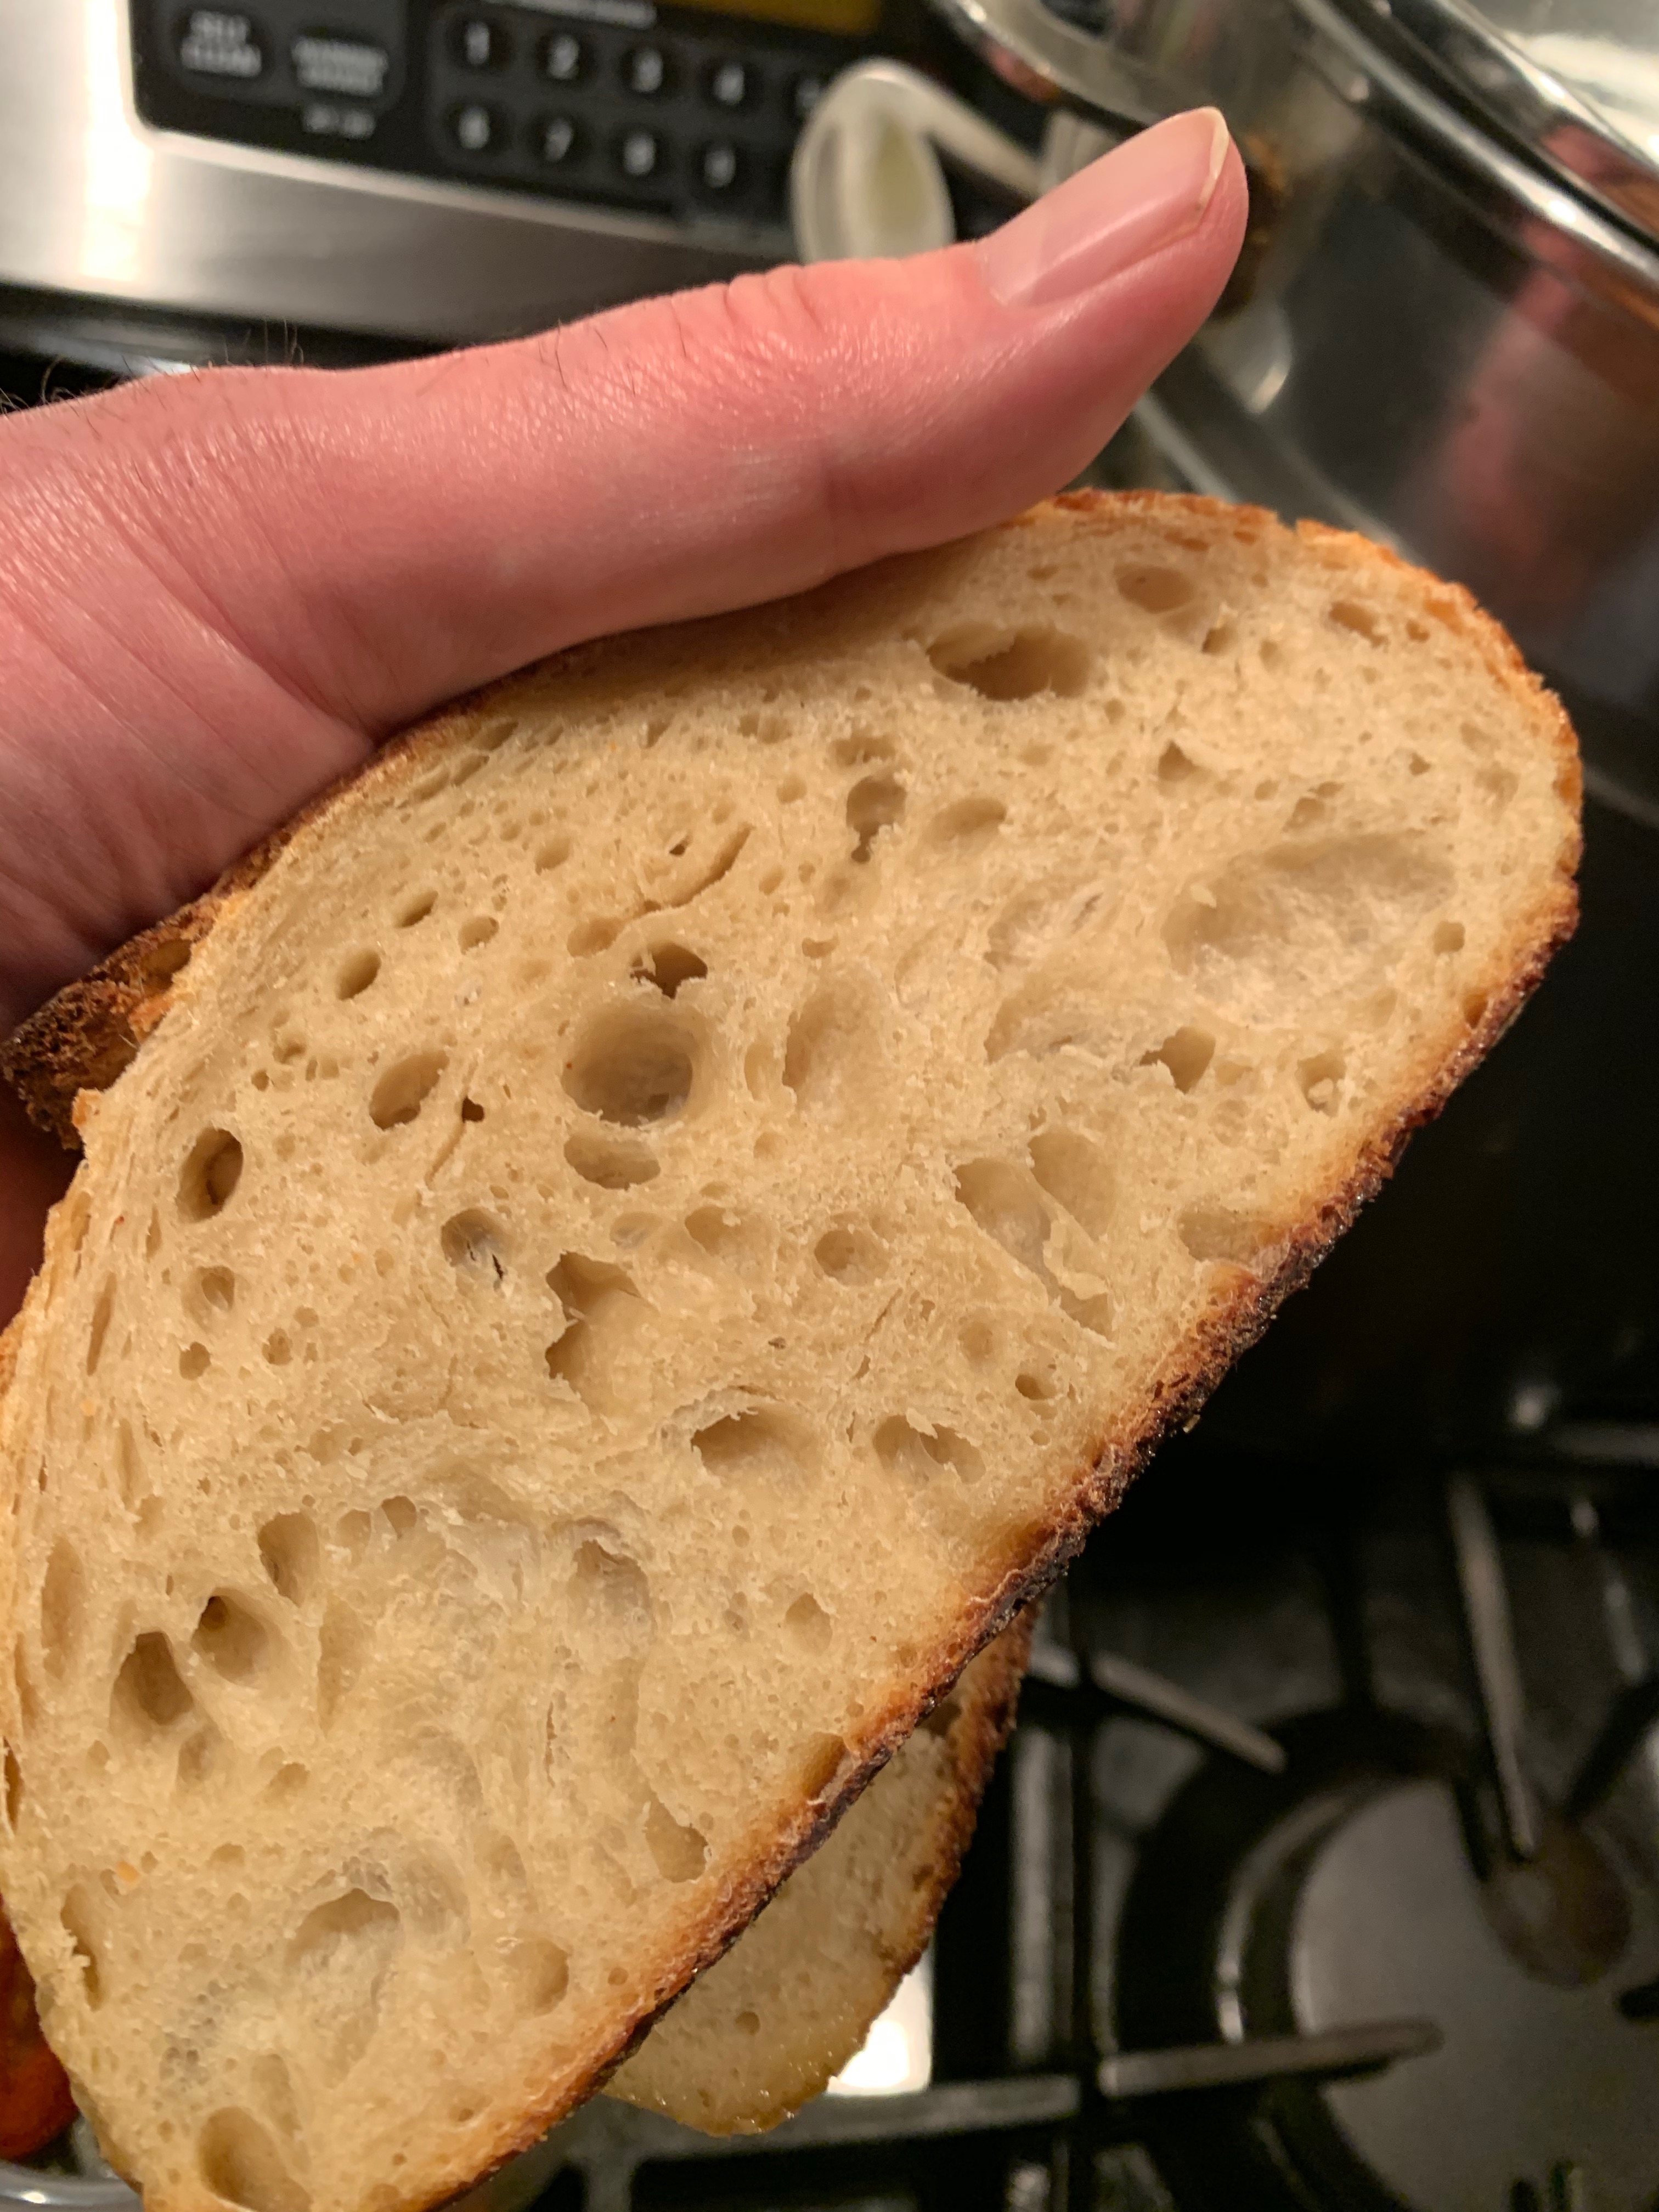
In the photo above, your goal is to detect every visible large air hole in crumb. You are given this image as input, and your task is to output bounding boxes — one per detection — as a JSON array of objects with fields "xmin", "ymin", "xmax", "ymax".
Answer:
[
  {"xmin": 953, "ymin": 1159, "xmax": 1049, "ymax": 1276},
  {"xmin": 1142, "ymin": 1025, "xmax": 1216, "ymax": 1093},
  {"xmin": 1297, "ymin": 1048, "xmax": 1346, "ymax": 1114},
  {"xmin": 691, "ymin": 1408, "xmax": 811, "ymax": 1484},
  {"xmin": 178, "ymin": 1130, "xmax": 244, "ymax": 1222},
  {"xmin": 785, "ymin": 1593, "xmax": 833, "ymax": 1650},
  {"xmin": 40, "ymin": 1541, "xmax": 85, "ymax": 1679},
  {"xmin": 633, "ymin": 943, "xmax": 707, "ymax": 998},
  {"xmin": 927, "ymin": 624, "xmax": 1090, "ymax": 701},
  {"xmin": 199, "ymin": 2108, "xmax": 311, "ymax": 2212},
  {"xmin": 258, "ymin": 1516, "xmax": 320, "ymax": 1607},
  {"xmin": 814, "ymin": 1224, "xmax": 886, "ymax": 1285},
  {"xmin": 565, "ymin": 1131, "xmax": 659, "ymax": 1190},
  {"xmin": 1116, "ymin": 565, "xmax": 1196, "ymax": 615},
  {"xmin": 441, "ymin": 1210, "xmax": 510, "ymax": 1284},
  {"xmin": 1029, "ymin": 1129, "xmax": 1115, "ymax": 1239},
  {"xmin": 873, "ymin": 1416, "xmax": 985, "ymax": 1483},
  {"xmin": 336, "ymin": 951, "xmax": 381, "ymax": 1001},
  {"xmin": 498, "ymin": 1936, "xmax": 569, "ymax": 2017},
  {"xmin": 645, "ymin": 1797, "xmax": 707, "ymax": 1883},
  {"xmin": 562, "ymin": 1007, "xmax": 695, "ymax": 1125},
  {"xmin": 112, "ymin": 1632, "xmax": 194, "ymax": 1736},
  {"xmin": 370, "ymin": 1051, "xmax": 447, "ymax": 1130},
  {"xmin": 846, "ymin": 773, "xmax": 906, "ymax": 862},
  {"xmin": 193, "ymin": 1595, "xmax": 272, "ymax": 1684}
]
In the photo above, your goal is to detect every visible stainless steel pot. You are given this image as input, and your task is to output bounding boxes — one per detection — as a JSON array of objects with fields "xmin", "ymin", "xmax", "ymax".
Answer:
[{"xmin": 793, "ymin": 0, "xmax": 1659, "ymax": 823}]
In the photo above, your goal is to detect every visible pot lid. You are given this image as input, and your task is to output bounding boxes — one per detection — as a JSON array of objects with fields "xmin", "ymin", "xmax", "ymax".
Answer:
[{"xmin": 1345, "ymin": 0, "xmax": 1659, "ymax": 242}]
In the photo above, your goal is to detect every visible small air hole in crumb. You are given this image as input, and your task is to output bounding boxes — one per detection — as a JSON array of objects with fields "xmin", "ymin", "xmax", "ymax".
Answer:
[
  {"xmin": 633, "ymin": 943, "xmax": 708, "ymax": 998},
  {"xmin": 441, "ymin": 1210, "xmax": 510, "ymax": 1284},
  {"xmin": 180, "ymin": 1342, "xmax": 211, "ymax": 1380},
  {"xmin": 645, "ymin": 1797, "xmax": 707, "ymax": 1883},
  {"xmin": 1141, "ymin": 1025, "xmax": 1216, "ymax": 1094},
  {"xmin": 1328, "ymin": 600, "xmax": 1383, "ymax": 644},
  {"xmin": 1158, "ymin": 741, "xmax": 1200, "ymax": 785},
  {"xmin": 1116, "ymin": 565, "xmax": 1196, "ymax": 616},
  {"xmin": 1203, "ymin": 620, "xmax": 1238, "ymax": 655},
  {"xmin": 535, "ymin": 838, "xmax": 570, "ymax": 873},
  {"xmin": 396, "ymin": 891, "xmax": 437, "ymax": 929},
  {"xmin": 459, "ymin": 917, "xmax": 498, "ymax": 951},
  {"xmin": 1434, "ymin": 920, "xmax": 1465, "ymax": 955},
  {"xmin": 336, "ymin": 950, "xmax": 381, "ymax": 1001},
  {"xmin": 193, "ymin": 1595, "xmax": 270, "ymax": 1683},
  {"xmin": 369, "ymin": 1051, "xmax": 447, "ymax": 1130},
  {"xmin": 567, "ymin": 917, "xmax": 622, "ymax": 957},
  {"xmin": 814, "ymin": 1225, "xmax": 886, "ymax": 1284},
  {"xmin": 846, "ymin": 773, "xmax": 906, "ymax": 862},
  {"xmin": 178, "ymin": 1130, "xmax": 244, "ymax": 1222},
  {"xmin": 1463, "ymin": 989, "xmax": 1489, "ymax": 1028},
  {"xmin": 1409, "ymin": 753, "xmax": 1432, "ymax": 776},
  {"xmin": 197, "ymin": 1267, "xmax": 236, "ymax": 1315},
  {"xmin": 928, "ymin": 625, "xmax": 1090, "ymax": 701},
  {"xmin": 785, "ymin": 1593, "xmax": 833, "ymax": 1650},
  {"xmin": 777, "ymin": 776, "xmax": 805, "ymax": 804},
  {"xmin": 461, "ymin": 1098, "xmax": 486, "ymax": 1122},
  {"xmin": 1015, "ymin": 1370, "xmax": 1056, "ymax": 1401},
  {"xmin": 263, "ymin": 1331, "xmax": 292, "ymax": 1367},
  {"xmin": 736, "ymin": 2009, "xmax": 761, "ymax": 2036}
]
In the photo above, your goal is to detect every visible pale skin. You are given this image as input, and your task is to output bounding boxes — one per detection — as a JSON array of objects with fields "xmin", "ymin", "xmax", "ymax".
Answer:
[{"xmin": 0, "ymin": 119, "xmax": 1248, "ymax": 1322}]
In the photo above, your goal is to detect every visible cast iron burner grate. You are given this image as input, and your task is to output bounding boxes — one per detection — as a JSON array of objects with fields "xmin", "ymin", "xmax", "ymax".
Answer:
[{"xmin": 466, "ymin": 1432, "xmax": 1659, "ymax": 2212}]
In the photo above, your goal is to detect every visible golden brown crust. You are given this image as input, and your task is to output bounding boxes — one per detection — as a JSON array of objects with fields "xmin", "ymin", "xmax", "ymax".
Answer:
[{"xmin": 0, "ymin": 489, "xmax": 1581, "ymax": 2211}]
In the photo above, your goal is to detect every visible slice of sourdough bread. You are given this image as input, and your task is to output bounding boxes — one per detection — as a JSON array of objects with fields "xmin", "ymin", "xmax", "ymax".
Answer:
[
  {"xmin": 0, "ymin": 493, "xmax": 1578, "ymax": 2212},
  {"xmin": 608, "ymin": 1614, "xmax": 1029, "ymax": 2132}
]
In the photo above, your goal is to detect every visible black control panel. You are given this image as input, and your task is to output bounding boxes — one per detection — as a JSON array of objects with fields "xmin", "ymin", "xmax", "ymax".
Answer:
[{"xmin": 134, "ymin": 1, "xmax": 874, "ymax": 235}]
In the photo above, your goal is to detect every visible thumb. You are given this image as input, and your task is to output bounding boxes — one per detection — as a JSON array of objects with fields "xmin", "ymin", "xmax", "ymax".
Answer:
[{"xmin": 0, "ymin": 109, "xmax": 1244, "ymax": 1024}]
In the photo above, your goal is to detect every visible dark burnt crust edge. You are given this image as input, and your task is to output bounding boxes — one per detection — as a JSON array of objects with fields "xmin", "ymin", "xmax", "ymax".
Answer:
[{"xmin": 0, "ymin": 489, "xmax": 1582, "ymax": 2212}]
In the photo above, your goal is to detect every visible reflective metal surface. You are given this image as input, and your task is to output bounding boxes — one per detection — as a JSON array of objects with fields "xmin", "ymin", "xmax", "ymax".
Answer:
[
  {"xmin": 0, "ymin": 0, "xmax": 764, "ymax": 351},
  {"xmin": 1344, "ymin": 0, "xmax": 1659, "ymax": 245}
]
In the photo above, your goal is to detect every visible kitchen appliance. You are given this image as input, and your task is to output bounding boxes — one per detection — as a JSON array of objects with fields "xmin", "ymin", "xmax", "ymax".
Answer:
[{"xmin": 0, "ymin": 0, "xmax": 1033, "ymax": 384}]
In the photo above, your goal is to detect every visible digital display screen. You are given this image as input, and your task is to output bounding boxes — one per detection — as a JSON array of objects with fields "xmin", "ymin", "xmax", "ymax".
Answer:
[{"xmin": 676, "ymin": 0, "xmax": 882, "ymax": 39}]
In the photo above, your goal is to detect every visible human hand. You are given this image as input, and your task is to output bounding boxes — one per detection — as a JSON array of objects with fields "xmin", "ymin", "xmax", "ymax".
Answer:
[{"xmin": 0, "ymin": 109, "xmax": 1245, "ymax": 1321}]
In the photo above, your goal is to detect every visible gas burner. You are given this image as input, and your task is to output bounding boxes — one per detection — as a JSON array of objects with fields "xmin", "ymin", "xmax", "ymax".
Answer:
[{"xmin": 1097, "ymin": 1469, "xmax": 1659, "ymax": 2212}]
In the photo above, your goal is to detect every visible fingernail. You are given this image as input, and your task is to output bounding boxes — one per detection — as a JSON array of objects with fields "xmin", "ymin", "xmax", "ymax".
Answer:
[{"xmin": 978, "ymin": 108, "xmax": 1232, "ymax": 311}]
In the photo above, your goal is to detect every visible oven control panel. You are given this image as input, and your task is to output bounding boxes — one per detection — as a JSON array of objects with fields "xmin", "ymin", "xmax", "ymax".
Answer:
[{"xmin": 133, "ymin": 0, "xmax": 873, "ymax": 236}]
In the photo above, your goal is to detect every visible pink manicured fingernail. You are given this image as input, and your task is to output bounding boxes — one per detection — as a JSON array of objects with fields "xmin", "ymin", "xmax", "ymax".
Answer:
[{"xmin": 978, "ymin": 108, "xmax": 1232, "ymax": 310}]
